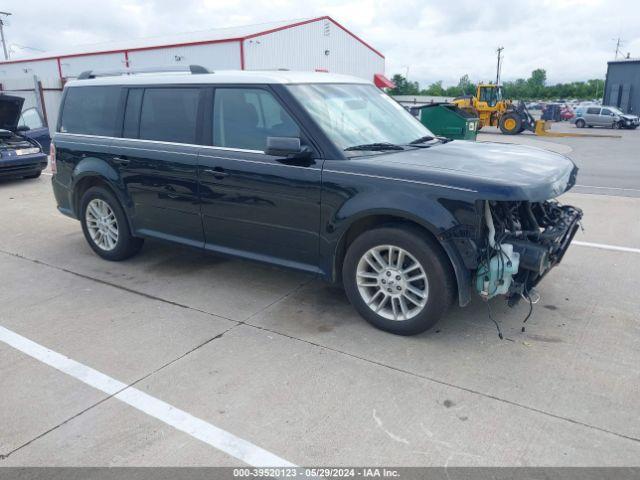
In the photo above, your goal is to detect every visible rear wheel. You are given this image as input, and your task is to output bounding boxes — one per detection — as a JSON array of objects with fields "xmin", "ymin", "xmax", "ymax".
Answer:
[
  {"xmin": 575, "ymin": 119, "xmax": 586, "ymax": 128},
  {"xmin": 499, "ymin": 113, "xmax": 522, "ymax": 135},
  {"xmin": 342, "ymin": 226, "xmax": 455, "ymax": 335},
  {"xmin": 80, "ymin": 186, "xmax": 143, "ymax": 261}
]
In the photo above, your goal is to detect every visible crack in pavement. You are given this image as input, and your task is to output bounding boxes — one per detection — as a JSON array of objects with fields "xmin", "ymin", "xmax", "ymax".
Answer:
[{"xmin": 1, "ymin": 247, "xmax": 639, "ymax": 458}]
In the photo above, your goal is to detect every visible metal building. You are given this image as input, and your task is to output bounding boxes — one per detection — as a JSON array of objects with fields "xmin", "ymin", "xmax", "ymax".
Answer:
[
  {"xmin": 0, "ymin": 16, "xmax": 388, "ymax": 129},
  {"xmin": 604, "ymin": 58, "xmax": 640, "ymax": 114}
]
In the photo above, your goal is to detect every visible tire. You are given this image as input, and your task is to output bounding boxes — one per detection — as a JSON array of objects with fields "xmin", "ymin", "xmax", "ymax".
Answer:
[
  {"xmin": 23, "ymin": 171, "xmax": 42, "ymax": 179},
  {"xmin": 499, "ymin": 113, "xmax": 522, "ymax": 135},
  {"xmin": 79, "ymin": 186, "xmax": 143, "ymax": 261},
  {"xmin": 575, "ymin": 119, "xmax": 585, "ymax": 128},
  {"xmin": 342, "ymin": 226, "xmax": 455, "ymax": 336}
]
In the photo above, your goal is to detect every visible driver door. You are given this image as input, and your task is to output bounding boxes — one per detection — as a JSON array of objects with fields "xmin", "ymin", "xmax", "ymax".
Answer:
[{"xmin": 198, "ymin": 87, "xmax": 323, "ymax": 272}]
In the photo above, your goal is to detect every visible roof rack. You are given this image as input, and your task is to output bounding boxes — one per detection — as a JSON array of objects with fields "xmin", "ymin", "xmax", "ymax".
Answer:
[{"xmin": 77, "ymin": 64, "xmax": 210, "ymax": 80}]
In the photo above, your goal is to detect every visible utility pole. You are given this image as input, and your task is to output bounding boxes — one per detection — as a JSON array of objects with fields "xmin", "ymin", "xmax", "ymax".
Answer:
[
  {"xmin": 0, "ymin": 11, "xmax": 11, "ymax": 60},
  {"xmin": 496, "ymin": 46, "xmax": 504, "ymax": 85}
]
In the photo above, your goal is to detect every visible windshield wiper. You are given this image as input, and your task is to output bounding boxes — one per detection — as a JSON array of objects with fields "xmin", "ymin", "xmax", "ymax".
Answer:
[
  {"xmin": 344, "ymin": 142, "xmax": 405, "ymax": 152},
  {"xmin": 408, "ymin": 135, "xmax": 453, "ymax": 147},
  {"xmin": 409, "ymin": 135, "xmax": 436, "ymax": 144}
]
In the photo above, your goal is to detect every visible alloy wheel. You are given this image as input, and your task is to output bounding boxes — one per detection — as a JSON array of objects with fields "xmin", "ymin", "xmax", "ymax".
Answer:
[
  {"xmin": 85, "ymin": 198, "xmax": 119, "ymax": 251},
  {"xmin": 356, "ymin": 245, "xmax": 429, "ymax": 321}
]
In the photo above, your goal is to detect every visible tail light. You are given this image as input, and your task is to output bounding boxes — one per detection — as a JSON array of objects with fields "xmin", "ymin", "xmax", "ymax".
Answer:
[{"xmin": 50, "ymin": 142, "xmax": 57, "ymax": 174}]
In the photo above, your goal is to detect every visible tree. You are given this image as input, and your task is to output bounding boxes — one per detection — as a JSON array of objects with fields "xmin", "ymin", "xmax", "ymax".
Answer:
[
  {"xmin": 388, "ymin": 74, "xmax": 420, "ymax": 95},
  {"xmin": 422, "ymin": 81, "xmax": 445, "ymax": 96}
]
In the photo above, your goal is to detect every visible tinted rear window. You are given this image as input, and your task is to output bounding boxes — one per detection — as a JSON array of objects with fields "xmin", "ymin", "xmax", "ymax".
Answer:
[
  {"xmin": 139, "ymin": 88, "xmax": 200, "ymax": 144},
  {"xmin": 586, "ymin": 107, "xmax": 600, "ymax": 114},
  {"xmin": 60, "ymin": 86, "xmax": 121, "ymax": 136}
]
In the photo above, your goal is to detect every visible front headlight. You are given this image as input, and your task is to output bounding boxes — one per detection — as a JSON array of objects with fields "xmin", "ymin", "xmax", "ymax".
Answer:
[{"xmin": 15, "ymin": 147, "xmax": 41, "ymax": 156}]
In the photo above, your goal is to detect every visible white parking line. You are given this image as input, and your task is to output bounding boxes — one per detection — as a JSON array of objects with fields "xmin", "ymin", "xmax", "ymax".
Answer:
[
  {"xmin": 575, "ymin": 184, "xmax": 640, "ymax": 193},
  {"xmin": 0, "ymin": 325, "xmax": 295, "ymax": 467},
  {"xmin": 573, "ymin": 241, "xmax": 640, "ymax": 254}
]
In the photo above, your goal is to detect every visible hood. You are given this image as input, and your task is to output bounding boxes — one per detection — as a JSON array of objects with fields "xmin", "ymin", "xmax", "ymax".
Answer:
[
  {"xmin": 0, "ymin": 94, "xmax": 25, "ymax": 132},
  {"xmin": 621, "ymin": 114, "xmax": 638, "ymax": 120},
  {"xmin": 355, "ymin": 140, "xmax": 578, "ymax": 201}
]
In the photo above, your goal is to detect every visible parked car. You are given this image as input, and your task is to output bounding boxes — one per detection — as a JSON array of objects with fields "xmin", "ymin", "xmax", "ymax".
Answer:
[
  {"xmin": 574, "ymin": 105, "xmax": 639, "ymax": 129},
  {"xmin": 51, "ymin": 68, "xmax": 583, "ymax": 335},
  {"xmin": 0, "ymin": 94, "xmax": 49, "ymax": 180}
]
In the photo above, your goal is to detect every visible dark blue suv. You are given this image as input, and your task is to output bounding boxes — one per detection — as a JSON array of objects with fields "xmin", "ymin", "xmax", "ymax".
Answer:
[{"xmin": 51, "ymin": 67, "xmax": 582, "ymax": 335}]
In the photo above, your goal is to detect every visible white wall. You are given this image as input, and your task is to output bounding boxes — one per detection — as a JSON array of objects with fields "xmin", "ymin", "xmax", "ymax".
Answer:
[
  {"xmin": 243, "ymin": 18, "xmax": 385, "ymax": 81},
  {"xmin": 0, "ymin": 58, "xmax": 59, "ymax": 84},
  {"xmin": 60, "ymin": 52, "xmax": 126, "ymax": 78},
  {"xmin": 128, "ymin": 41, "xmax": 242, "ymax": 71}
]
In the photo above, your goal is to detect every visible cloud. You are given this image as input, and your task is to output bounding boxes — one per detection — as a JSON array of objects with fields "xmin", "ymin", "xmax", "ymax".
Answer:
[{"xmin": 3, "ymin": 0, "xmax": 639, "ymax": 86}]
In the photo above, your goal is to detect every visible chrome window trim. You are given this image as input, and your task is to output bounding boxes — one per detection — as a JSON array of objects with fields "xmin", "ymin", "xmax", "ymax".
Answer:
[
  {"xmin": 323, "ymin": 169, "xmax": 477, "ymax": 192},
  {"xmin": 55, "ymin": 133, "xmax": 266, "ymax": 155}
]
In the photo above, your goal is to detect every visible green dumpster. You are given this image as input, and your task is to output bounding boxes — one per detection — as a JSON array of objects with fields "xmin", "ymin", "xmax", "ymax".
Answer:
[{"xmin": 416, "ymin": 103, "xmax": 479, "ymax": 140}]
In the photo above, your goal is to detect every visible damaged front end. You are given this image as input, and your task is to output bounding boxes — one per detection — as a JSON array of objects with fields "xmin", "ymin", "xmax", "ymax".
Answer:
[{"xmin": 475, "ymin": 199, "xmax": 583, "ymax": 305}]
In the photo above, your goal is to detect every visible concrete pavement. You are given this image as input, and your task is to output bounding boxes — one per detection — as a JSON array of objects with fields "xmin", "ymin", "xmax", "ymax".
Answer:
[{"xmin": 0, "ymin": 170, "xmax": 639, "ymax": 466}]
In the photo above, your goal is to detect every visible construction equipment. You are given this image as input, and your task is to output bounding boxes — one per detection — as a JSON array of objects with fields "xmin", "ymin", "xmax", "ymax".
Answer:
[
  {"xmin": 452, "ymin": 84, "xmax": 621, "ymax": 138},
  {"xmin": 452, "ymin": 83, "xmax": 537, "ymax": 135}
]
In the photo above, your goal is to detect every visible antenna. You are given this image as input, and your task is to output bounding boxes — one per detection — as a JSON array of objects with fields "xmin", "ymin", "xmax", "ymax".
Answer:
[
  {"xmin": 613, "ymin": 37, "xmax": 623, "ymax": 59},
  {"xmin": 0, "ymin": 11, "xmax": 11, "ymax": 61},
  {"xmin": 496, "ymin": 46, "xmax": 504, "ymax": 85}
]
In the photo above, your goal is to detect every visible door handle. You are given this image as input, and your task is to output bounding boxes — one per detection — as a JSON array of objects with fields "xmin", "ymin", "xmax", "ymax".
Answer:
[
  {"xmin": 203, "ymin": 167, "xmax": 228, "ymax": 179},
  {"xmin": 112, "ymin": 156, "xmax": 130, "ymax": 165}
]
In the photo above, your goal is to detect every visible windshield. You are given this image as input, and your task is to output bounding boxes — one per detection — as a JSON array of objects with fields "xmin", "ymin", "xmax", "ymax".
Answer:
[
  {"xmin": 608, "ymin": 106, "xmax": 623, "ymax": 115},
  {"xmin": 286, "ymin": 83, "xmax": 434, "ymax": 152}
]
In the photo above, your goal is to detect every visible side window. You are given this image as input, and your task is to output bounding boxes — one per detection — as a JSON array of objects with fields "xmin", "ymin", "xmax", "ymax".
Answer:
[
  {"xmin": 213, "ymin": 88, "xmax": 300, "ymax": 151},
  {"xmin": 60, "ymin": 86, "xmax": 121, "ymax": 136},
  {"xmin": 601, "ymin": 108, "xmax": 612, "ymax": 116},
  {"xmin": 122, "ymin": 89, "xmax": 143, "ymax": 138},
  {"xmin": 20, "ymin": 108, "xmax": 44, "ymax": 129},
  {"xmin": 139, "ymin": 88, "xmax": 200, "ymax": 144},
  {"xmin": 586, "ymin": 107, "xmax": 600, "ymax": 115}
]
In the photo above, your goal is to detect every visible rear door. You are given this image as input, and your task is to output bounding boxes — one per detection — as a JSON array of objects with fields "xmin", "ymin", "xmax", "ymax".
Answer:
[
  {"xmin": 198, "ymin": 86, "xmax": 322, "ymax": 271},
  {"xmin": 112, "ymin": 86, "xmax": 204, "ymax": 246},
  {"xmin": 585, "ymin": 107, "xmax": 600, "ymax": 126}
]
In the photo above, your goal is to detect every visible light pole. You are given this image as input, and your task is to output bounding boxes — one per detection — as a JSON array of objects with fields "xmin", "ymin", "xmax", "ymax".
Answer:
[{"xmin": 0, "ymin": 11, "xmax": 11, "ymax": 60}]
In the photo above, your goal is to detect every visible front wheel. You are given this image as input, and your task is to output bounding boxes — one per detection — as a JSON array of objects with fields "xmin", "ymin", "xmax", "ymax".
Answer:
[
  {"xmin": 80, "ymin": 186, "xmax": 143, "ymax": 261},
  {"xmin": 342, "ymin": 227, "xmax": 455, "ymax": 335},
  {"xmin": 499, "ymin": 113, "xmax": 522, "ymax": 135}
]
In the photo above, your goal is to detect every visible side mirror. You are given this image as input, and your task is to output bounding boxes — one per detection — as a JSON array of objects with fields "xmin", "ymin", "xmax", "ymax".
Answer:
[{"xmin": 265, "ymin": 137, "xmax": 312, "ymax": 158}]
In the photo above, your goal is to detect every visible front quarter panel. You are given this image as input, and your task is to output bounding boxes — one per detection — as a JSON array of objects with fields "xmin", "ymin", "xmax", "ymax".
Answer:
[{"xmin": 320, "ymin": 158, "xmax": 480, "ymax": 306}]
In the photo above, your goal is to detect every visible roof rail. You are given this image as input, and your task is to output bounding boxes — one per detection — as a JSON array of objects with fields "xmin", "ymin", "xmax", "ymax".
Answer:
[{"xmin": 77, "ymin": 64, "xmax": 210, "ymax": 80}]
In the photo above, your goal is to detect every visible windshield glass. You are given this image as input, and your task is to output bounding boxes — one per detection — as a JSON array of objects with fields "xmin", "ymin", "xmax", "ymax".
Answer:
[
  {"xmin": 286, "ymin": 83, "xmax": 433, "ymax": 151},
  {"xmin": 608, "ymin": 106, "xmax": 623, "ymax": 115}
]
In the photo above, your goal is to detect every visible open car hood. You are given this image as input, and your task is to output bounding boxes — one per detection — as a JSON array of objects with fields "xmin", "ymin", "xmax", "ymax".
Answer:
[{"xmin": 0, "ymin": 94, "xmax": 25, "ymax": 132}]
